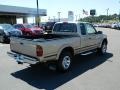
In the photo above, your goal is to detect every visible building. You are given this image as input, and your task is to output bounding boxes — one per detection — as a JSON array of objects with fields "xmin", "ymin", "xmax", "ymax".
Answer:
[
  {"xmin": 68, "ymin": 11, "xmax": 74, "ymax": 21},
  {"xmin": 0, "ymin": 5, "xmax": 47, "ymax": 24},
  {"xmin": 48, "ymin": 18, "xmax": 68, "ymax": 22}
]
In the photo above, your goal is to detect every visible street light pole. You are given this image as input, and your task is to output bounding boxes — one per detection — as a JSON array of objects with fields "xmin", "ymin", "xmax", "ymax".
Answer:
[{"xmin": 36, "ymin": 0, "xmax": 39, "ymax": 26}]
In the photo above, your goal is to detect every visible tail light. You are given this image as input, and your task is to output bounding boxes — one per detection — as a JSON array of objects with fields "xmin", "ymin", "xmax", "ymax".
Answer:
[{"xmin": 36, "ymin": 45, "xmax": 43, "ymax": 57}]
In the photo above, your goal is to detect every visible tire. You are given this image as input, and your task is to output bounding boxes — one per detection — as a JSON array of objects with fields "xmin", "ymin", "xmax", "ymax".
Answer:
[
  {"xmin": 97, "ymin": 41, "xmax": 107, "ymax": 55},
  {"xmin": 57, "ymin": 51, "xmax": 72, "ymax": 72},
  {"xmin": 0, "ymin": 35, "xmax": 5, "ymax": 43}
]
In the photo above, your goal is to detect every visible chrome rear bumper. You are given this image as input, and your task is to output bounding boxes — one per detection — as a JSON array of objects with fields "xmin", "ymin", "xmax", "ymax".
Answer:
[{"xmin": 7, "ymin": 51, "xmax": 39, "ymax": 64}]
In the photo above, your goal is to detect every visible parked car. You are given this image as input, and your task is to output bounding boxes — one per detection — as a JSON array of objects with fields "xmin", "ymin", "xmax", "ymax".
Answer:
[
  {"xmin": 115, "ymin": 22, "xmax": 120, "ymax": 30},
  {"xmin": 8, "ymin": 22, "xmax": 108, "ymax": 72},
  {"xmin": 93, "ymin": 24, "xmax": 99, "ymax": 27},
  {"xmin": 13, "ymin": 24, "xmax": 44, "ymax": 36},
  {"xmin": 44, "ymin": 22, "xmax": 56, "ymax": 33},
  {"xmin": 104, "ymin": 24, "xmax": 111, "ymax": 28},
  {"xmin": 0, "ymin": 24, "xmax": 22, "ymax": 43},
  {"xmin": 111, "ymin": 22, "xmax": 118, "ymax": 29}
]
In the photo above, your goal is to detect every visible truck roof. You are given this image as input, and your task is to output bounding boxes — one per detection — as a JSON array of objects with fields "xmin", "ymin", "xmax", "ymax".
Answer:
[{"xmin": 55, "ymin": 21, "xmax": 89, "ymax": 24}]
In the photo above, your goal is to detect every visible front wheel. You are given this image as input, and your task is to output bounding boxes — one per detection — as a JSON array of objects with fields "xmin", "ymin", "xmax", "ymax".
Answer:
[
  {"xmin": 57, "ymin": 52, "xmax": 72, "ymax": 72},
  {"xmin": 0, "ymin": 35, "xmax": 5, "ymax": 43},
  {"xmin": 97, "ymin": 41, "xmax": 107, "ymax": 55}
]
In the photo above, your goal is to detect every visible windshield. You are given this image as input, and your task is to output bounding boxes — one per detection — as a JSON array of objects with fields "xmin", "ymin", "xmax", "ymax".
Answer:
[
  {"xmin": 53, "ymin": 23, "xmax": 77, "ymax": 32},
  {"xmin": 24, "ymin": 24, "xmax": 33, "ymax": 28},
  {"xmin": 0, "ymin": 24, "xmax": 14, "ymax": 31}
]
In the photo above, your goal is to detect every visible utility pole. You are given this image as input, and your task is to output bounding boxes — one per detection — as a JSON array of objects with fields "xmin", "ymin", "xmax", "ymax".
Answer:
[
  {"xmin": 119, "ymin": 10, "xmax": 120, "ymax": 22},
  {"xmin": 53, "ymin": 16, "xmax": 55, "ymax": 22},
  {"xmin": 58, "ymin": 12, "xmax": 61, "ymax": 22},
  {"xmin": 106, "ymin": 8, "xmax": 109, "ymax": 21},
  {"xmin": 79, "ymin": 14, "xmax": 80, "ymax": 21},
  {"xmin": 36, "ymin": 0, "xmax": 39, "ymax": 26},
  {"xmin": 119, "ymin": 1, "xmax": 120, "ymax": 22},
  {"xmin": 75, "ymin": 15, "xmax": 78, "ymax": 21},
  {"xmin": 106, "ymin": 8, "xmax": 109, "ymax": 16}
]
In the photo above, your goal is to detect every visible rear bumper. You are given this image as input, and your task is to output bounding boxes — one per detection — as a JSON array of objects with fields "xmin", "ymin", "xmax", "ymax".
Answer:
[{"xmin": 7, "ymin": 51, "xmax": 39, "ymax": 64}]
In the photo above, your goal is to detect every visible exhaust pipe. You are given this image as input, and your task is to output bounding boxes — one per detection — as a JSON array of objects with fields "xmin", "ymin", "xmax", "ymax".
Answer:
[
  {"xmin": 17, "ymin": 61, "xmax": 23, "ymax": 64},
  {"xmin": 14, "ymin": 55, "xmax": 23, "ymax": 64}
]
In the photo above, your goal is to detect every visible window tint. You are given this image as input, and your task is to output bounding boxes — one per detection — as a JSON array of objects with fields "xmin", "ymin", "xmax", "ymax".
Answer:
[
  {"xmin": 53, "ymin": 24, "xmax": 60, "ymax": 31},
  {"xmin": 46, "ymin": 22, "xmax": 55, "ymax": 26},
  {"xmin": 24, "ymin": 24, "xmax": 33, "ymax": 28},
  {"xmin": 53, "ymin": 23, "xmax": 77, "ymax": 32},
  {"xmin": 14, "ymin": 25, "xmax": 23, "ymax": 29},
  {"xmin": 80, "ymin": 23, "xmax": 86, "ymax": 35},
  {"xmin": 86, "ymin": 24, "xmax": 96, "ymax": 34},
  {"xmin": 0, "ymin": 24, "xmax": 14, "ymax": 31}
]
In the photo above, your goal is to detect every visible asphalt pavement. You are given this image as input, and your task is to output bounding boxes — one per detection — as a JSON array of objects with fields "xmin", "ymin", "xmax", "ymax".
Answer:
[{"xmin": 0, "ymin": 28, "xmax": 120, "ymax": 90}]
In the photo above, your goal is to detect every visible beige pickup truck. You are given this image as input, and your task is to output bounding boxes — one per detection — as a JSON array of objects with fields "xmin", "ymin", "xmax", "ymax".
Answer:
[{"xmin": 8, "ymin": 22, "xmax": 108, "ymax": 72}]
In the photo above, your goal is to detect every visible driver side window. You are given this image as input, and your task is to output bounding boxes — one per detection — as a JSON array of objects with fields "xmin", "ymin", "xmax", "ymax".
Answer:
[{"xmin": 86, "ymin": 24, "xmax": 96, "ymax": 34}]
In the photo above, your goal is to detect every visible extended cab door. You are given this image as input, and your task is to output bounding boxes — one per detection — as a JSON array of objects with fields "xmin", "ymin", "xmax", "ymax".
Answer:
[
  {"xmin": 79, "ymin": 23, "xmax": 100, "ymax": 52},
  {"xmin": 79, "ymin": 23, "xmax": 90, "ymax": 52}
]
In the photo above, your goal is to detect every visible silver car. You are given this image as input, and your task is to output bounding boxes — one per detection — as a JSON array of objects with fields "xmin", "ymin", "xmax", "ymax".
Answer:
[{"xmin": 0, "ymin": 24, "xmax": 22, "ymax": 43}]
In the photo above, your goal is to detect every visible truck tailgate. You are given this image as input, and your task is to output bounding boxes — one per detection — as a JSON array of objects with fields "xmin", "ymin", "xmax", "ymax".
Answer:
[{"xmin": 10, "ymin": 37, "xmax": 37, "ymax": 58}]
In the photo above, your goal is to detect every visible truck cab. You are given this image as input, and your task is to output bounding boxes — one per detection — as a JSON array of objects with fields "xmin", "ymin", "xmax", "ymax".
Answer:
[{"xmin": 53, "ymin": 22, "xmax": 106, "ymax": 52}]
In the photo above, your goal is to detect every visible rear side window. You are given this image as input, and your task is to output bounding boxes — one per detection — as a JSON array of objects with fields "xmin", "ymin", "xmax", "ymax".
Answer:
[
  {"xmin": 80, "ymin": 23, "xmax": 86, "ymax": 35},
  {"xmin": 53, "ymin": 23, "xmax": 77, "ymax": 32},
  {"xmin": 46, "ymin": 22, "xmax": 55, "ymax": 26}
]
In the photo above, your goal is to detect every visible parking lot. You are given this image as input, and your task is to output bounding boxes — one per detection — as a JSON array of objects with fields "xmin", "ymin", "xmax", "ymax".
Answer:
[{"xmin": 0, "ymin": 27, "xmax": 120, "ymax": 90}]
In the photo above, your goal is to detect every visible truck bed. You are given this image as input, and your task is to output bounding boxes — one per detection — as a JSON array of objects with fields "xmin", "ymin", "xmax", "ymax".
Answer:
[
  {"xmin": 10, "ymin": 34, "xmax": 73, "ymax": 57},
  {"xmin": 14, "ymin": 34, "xmax": 78, "ymax": 42},
  {"xmin": 18, "ymin": 34, "xmax": 72, "ymax": 39}
]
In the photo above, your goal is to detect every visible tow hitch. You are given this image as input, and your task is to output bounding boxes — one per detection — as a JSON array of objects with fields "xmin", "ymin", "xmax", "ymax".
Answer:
[{"xmin": 7, "ymin": 52, "xmax": 39, "ymax": 65}]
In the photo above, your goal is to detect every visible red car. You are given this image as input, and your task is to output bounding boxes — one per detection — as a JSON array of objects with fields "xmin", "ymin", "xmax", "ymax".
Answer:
[{"xmin": 13, "ymin": 24, "xmax": 44, "ymax": 36}]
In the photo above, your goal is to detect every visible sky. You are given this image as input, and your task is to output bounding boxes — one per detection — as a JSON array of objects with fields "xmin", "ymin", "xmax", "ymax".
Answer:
[{"xmin": 0, "ymin": 0, "xmax": 120, "ymax": 22}]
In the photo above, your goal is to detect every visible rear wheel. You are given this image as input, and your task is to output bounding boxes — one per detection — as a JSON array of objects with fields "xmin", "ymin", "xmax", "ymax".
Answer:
[{"xmin": 57, "ymin": 51, "xmax": 72, "ymax": 72}]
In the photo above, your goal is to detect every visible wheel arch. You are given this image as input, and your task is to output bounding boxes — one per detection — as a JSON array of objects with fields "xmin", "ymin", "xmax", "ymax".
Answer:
[
  {"xmin": 56, "ymin": 46, "xmax": 74, "ymax": 60},
  {"xmin": 102, "ymin": 38, "xmax": 108, "ymax": 45},
  {"xmin": 99, "ymin": 38, "xmax": 108, "ymax": 48}
]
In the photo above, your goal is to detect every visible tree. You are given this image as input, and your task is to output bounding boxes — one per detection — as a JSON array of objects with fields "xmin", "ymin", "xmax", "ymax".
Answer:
[{"xmin": 79, "ymin": 14, "xmax": 119, "ymax": 23}]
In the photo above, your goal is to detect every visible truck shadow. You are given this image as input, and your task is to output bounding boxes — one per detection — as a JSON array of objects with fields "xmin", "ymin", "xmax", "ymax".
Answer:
[{"xmin": 11, "ymin": 52, "xmax": 113, "ymax": 90}]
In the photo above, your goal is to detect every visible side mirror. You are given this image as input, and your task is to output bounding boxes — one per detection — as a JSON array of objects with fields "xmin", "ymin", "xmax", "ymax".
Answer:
[{"xmin": 97, "ymin": 31, "xmax": 103, "ymax": 34}]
